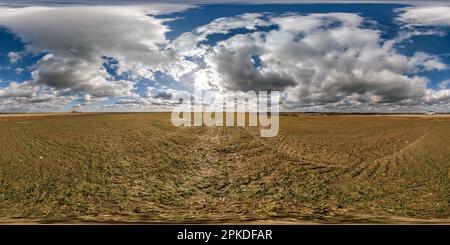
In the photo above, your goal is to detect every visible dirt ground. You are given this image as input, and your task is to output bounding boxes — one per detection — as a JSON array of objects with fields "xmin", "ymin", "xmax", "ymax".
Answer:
[{"xmin": 0, "ymin": 113, "xmax": 448, "ymax": 223}]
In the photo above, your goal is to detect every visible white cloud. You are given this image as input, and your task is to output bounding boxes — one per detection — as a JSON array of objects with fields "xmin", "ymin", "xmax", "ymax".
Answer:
[
  {"xmin": 409, "ymin": 52, "xmax": 447, "ymax": 72},
  {"xmin": 1, "ymin": 4, "xmax": 449, "ymax": 112},
  {"xmin": 15, "ymin": 67, "xmax": 24, "ymax": 74},
  {"xmin": 0, "ymin": 82, "xmax": 35, "ymax": 98},
  {"xmin": 398, "ymin": 6, "xmax": 450, "ymax": 26},
  {"xmin": 31, "ymin": 54, "xmax": 134, "ymax": 97},
  {"xmin": 272, "ymin": 12, "xmax": 363, "ymax": 31},
  {"xmin": 7, "ymin": 51, "xmax": 21, "ymax": 63},
  {"xmin": 178, "ymin": 12, "xmax": 446, "ymax": 110},
  {"xmin": 0, "ymin": 4, "xmax": 191, "ymax": 100},
  {"xmin": 170, "ymin": 12, "xmax": 272, "ymax": 58},
  {"xmin": 0, "ymin": 81, "xmax": 79, "ymax": 112},
  {"xmin": 438, "ymin": 79, "xmax": 450, "ymax": 89}
]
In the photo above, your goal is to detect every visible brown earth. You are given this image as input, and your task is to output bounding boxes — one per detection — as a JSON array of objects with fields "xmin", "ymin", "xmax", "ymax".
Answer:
[{"xmin": 0, "ymin": 113, "xmax": 448, "ymax": 223}]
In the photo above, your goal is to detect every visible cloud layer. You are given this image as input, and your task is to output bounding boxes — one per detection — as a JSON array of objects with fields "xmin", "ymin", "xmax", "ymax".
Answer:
[
  {"xmin": 1, "ymin": 5, "xmax": 193, "ymax": 96},
  {"xmin": 175, "ymin": 12, "xmax": 447, "ymax": 110},
  {"xmin": 0, "ymin": 4, "xmax": 449, "ymax": 112},
  {"xmin": 399, "ymin": 6, "xmax": 450, "ymax": 26}
]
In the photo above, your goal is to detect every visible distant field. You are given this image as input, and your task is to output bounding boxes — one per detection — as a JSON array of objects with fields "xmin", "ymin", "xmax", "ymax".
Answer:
[{"xmin": 0, "ymin": 113, "xmax": 448, "ymax": 223}]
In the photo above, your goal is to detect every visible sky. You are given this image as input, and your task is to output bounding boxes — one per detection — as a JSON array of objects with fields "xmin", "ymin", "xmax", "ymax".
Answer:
[{"xmin": 1, "ymin": 1, "xmax": 450, "ymax": 112}]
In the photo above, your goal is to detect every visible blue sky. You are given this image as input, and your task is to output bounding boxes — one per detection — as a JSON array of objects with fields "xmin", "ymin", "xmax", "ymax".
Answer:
[{"xmin": 1, "ymin": 1, "xmax": 450, "ymax": 112}]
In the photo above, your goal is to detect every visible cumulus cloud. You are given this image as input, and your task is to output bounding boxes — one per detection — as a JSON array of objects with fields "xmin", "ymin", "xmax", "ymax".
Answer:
[
  {"xmin": 0, "ymin": 4, "xmax": 449, "ymax": 112},
  {"xmin": 31, "ymin": 54, "xmax": 134, "ymax": 97},
  {"xmin": 0, "ymin": 81, "xmax": 78, "ymax": 112},
  {"xmin": 170, "ymin": 12, "xmax": 272, "ymax": 58},
  {"xmin": 398, "ymin": 6, "xmax": 450, "ymax": 26},
  {"xmin": 438, "ymin": 79, "xmax": 450, "ymax": 89},
  {"xmin": 408, "ymin": 52, "xmax": 447, "ymax": 72},
  {"xmin": 7, "ymin": 51, "xmax": 21, "ymax": 63},
  {"xmin": 0, "ymin": 5, "xmax": 191, "ymax": 100},
  {"xmin": 178, "ymin": 12, "xmax": 446, "ymax": 109},
  {"xmin": 14, "ymin": 68, "xmax": 24, "ymax": 74},
  {"xmin": 0, "ymin": 82, "xmax": 35, "ymax": 98}
]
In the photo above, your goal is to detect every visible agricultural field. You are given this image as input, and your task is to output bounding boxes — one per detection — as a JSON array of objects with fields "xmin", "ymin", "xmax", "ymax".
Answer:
[{"xmin": 0, "ymin": 113, "xmax": 448, "ymax": 223}]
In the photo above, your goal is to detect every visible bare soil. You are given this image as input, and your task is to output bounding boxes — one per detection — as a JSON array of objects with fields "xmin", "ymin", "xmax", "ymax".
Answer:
[{"xmin": 0, "ymin": 113, "xmax": 448, "ymax": 223}]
